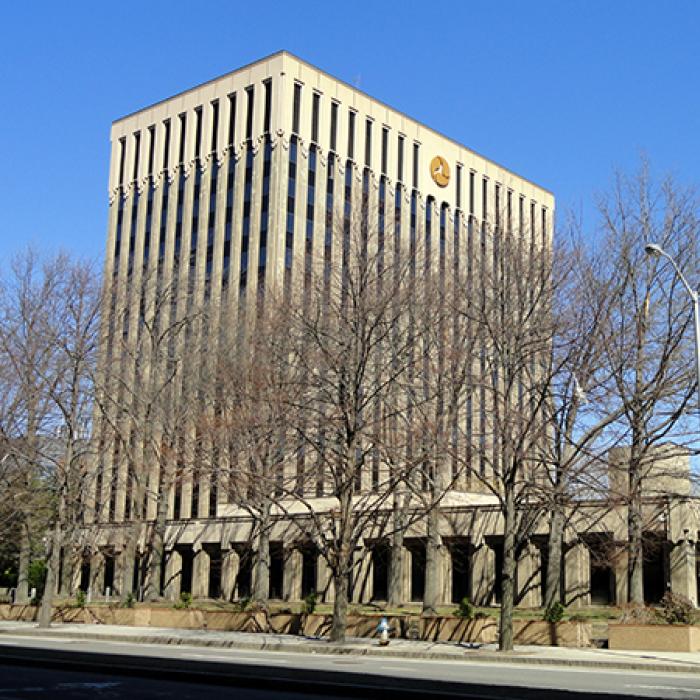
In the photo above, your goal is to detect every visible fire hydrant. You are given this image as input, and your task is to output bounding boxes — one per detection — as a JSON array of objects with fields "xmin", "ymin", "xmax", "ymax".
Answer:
[{"xmin": 377, "ymin": 616, "xmax": 390, "ymax": 646}]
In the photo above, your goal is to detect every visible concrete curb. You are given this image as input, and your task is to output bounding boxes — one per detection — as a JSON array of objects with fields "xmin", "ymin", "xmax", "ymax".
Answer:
[{"xmin": 2, "ymin": 626, "xmax": 700, "ymax": 675}]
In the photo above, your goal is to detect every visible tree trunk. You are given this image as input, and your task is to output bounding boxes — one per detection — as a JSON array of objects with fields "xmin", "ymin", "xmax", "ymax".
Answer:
[
  {"xmin": 628, "ymin": 489, "xmax": 644, "ymax": 604},
  {"xmin": 499, "ymin": 487, "xmax": 517, "ymax": 652},
  {"xmin": 330, "ymin": 485, "xmax": 354, "ymax": 643},
  {"xmin": 145, "ymin": 486, "xmax": 169, "ymax": 602},
  {"xmin": 388, "ymin": 491, "xmax": 405, "ymax": 608},
  {"xmin": 120, "ymin": 536, "xmax": 137, "ymax": 604},
  {"xmin": 15, "ymin": 520, "xmax": 31, "ymax": 604},
  {"xmin": 252, "ymin": 505, "xmax": 271, "ymax": 608},
  {"xmin": 37, "ymin": 519, "xmax": 62, "ymax": 628},
  {"xmin": 422, "ymin": 504, "xmax": 441, "ymax": 616},
  {"xmin": 544, "ymin": 506, "xmax": 565, "ymax": 608}
]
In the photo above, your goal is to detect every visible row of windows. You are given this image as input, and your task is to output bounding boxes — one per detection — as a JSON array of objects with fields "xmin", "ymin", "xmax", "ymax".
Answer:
[{"xmin": 116, "ymin": 76, "xmax": 548, "ymax": 240}]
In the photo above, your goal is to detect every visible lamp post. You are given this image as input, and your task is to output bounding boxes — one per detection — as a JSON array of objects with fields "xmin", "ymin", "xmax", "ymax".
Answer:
[{"xmin": 644, "ymin": 243, "xmax": 700, "ymax": 424}]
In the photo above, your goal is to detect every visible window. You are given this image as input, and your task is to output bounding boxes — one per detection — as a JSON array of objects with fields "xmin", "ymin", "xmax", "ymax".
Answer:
[
  {"xmin": 147, "ymin": 126, "xmax": 155, "ymax": 176},
  {"xmin": 211, "ymin": 99, "xmax": 219, "ymax": 152},
  {"xmin": 456, "ymin": 164, "xmax": 462, "ymax": 209},
  {"xmin": 194, "ymin": 107, "xmax": 203, "ymax": 158},
  {"xmin": 162, "ymin": 119, "xmax": 171, "ymax": 170},
  {"xmin": 364, "ymin": 119, "xmax": 372, "ymax": 167},
  {"xmin": 347, "ymin": 109, "xmax": 356, "ymax": 159},
  {"xmin": 263, "ymin": 79, "xmax": 272, "ymax": 134},
  {"xmin": 412, "ymin": 142, "xmax": 420, "ymax": 188},
  {"xmin": 329, "ymin": 101, "xmax": 338, "ymax": 151},
  {"xmin": 311, "ymin": 91, "xmax": 320, "ymax": 143},
  {"xmin": 292, "ymin": 82, "xmax": 302, "ymax": 134},
  {"xmin": 178, "ymin": 113, "xmax": 187, "ymax": 165},
  {"xmin": 381, "ymin": 126, "xmax": 389, "ymax": 174},
  {"xmin": 245, "ymin": 86, "xmax": 254, "ymax": 141},
  {"xmin": 397, "ymin": 135, "xmax": 404, "ymax": 182},
  {"xmin": 482, "ymin": 178, "xmax": 488, "ymax": 220},
  {"xmin": 227, "ymin": 93, "xmax": 236, "ymax": 147},
  {"xmin": 118, "ymin": 137, "xmax": 126, "ymax": 185},
  {"xmin": 469, "ymin": 170, "xmax": 475, "ymax": 215},
  {"xmin": 132, "ymin": 131, "xmax": 141, "ymax": 181}
]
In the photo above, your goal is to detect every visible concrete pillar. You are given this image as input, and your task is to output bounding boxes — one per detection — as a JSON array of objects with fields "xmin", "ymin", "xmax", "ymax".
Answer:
[
  {"xmin": 471, "ymin": 544, "xmax": 495, "ymax": 606},
  {"xmin": 91, "ymin": 553, "xmax": 105, "ymax": 600},
  {"xmin": 564, "ymin": 541, "xmax": 590, "ymax": 608},
  {"xmin": 317, "ymin": 557, "xmax": 334, "ymax": 603},
  {"xmin": 192, "ymin": 548, "xmax": 210, "ymax": 599},
  {"xmin": 221, "ymin": 548, "xmax": 239, "ymax": 602},
  {"xmin": 163, "ymin": 549, "xmax": 181, "ymax": 601},
  {"xmin": 112, "ymin": 550, "xmax": 123, "ymax": 598},
  {"xmin": 353, "ymin": 547, "xmax": 372, "ymax": 603},
  {"xmin": 435, "ymin": 545, "xmax": 451, "ymax": 605},
  {"xmin": 670, "ymin": 540, "xmax": 697, "ymax": 606},
  {"xmin": 517, "ymin": 542, "xmax": 542, "ymax": 608},
  {"xmin": 284, "ymin": 548, "xmax": 303, "ymax": 602}
]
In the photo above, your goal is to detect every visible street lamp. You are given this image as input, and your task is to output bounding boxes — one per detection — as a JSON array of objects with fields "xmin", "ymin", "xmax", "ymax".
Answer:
[{"xmin": 644, "ymin": 243, "xmax": 700, "ymax": 423}]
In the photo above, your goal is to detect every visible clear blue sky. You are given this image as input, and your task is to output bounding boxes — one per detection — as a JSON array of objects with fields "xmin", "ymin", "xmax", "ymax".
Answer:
[{"xmin": 1, "ymin": 0, "xmax": 698, "ymax": 264}]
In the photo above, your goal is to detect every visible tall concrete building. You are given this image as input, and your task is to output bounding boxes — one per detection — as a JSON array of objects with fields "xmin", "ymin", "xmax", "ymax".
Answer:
[{"xmin": 83, "ymin": 52, "xmax": 697, "ymax": 608}]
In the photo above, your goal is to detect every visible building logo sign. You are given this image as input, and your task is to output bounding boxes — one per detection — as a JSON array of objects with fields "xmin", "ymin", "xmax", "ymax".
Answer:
[{"xmin": 430, "ymin": 156, "xmax": 450, "ymax": 188}]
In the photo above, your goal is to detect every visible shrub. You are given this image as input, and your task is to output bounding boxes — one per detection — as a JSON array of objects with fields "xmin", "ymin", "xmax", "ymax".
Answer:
[
  {"xmin": 302, "ymin": 590, "xmax": 319, "ymax": 615},
  {"xmin": 619, "ymin": 604, "xmax": 659, "ymax": 625},
  {"xmin": 75, "ymin": 590, "xmax": 87, "ymax": 608},
  {"xmin": 28, "ymin": 560, "xmax": 47, "ymax": 599},
  {"xmin": 456, "ymin": 597, "xmax": 474, "ymax": 620},
  {"xmin": 122, "ymin": 592, "xmax": 135, "ymax": 609},
  {"xmin": 543, "ymin": 601, "xmax": 565, "ymax": 624},
  {"xmin": 174, "ymin": 592, "xmax": 193, "ymax": 609},
  {"xmin": 659, "ymin": 592, "xmax": 695, "ymax": 625},
  {"xmin": 235, "ymin": 595, "xmax": 251, "ymax": 612}
]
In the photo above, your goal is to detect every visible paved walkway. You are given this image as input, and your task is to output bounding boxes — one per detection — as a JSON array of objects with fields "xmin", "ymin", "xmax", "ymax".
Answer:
[{"xmin": 1, "ymin": 620, "xmax": 699, "ymax": 674}]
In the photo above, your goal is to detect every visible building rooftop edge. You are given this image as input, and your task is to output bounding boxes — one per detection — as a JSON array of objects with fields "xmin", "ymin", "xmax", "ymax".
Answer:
[{"xmin": 112, "ymin": 49, "xmax": 554, "ymax": 198}]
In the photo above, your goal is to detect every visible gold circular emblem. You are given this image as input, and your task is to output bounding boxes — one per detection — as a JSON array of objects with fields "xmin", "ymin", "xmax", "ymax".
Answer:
[{"xmin": 430, "ymin": 156, "xmax": 450, "ymax": 187}]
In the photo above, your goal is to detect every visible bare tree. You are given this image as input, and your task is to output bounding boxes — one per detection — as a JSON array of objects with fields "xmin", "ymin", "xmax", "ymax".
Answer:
[{"xmin": 592, "ymin": 163, "xmax": 699, "ymax": 604}]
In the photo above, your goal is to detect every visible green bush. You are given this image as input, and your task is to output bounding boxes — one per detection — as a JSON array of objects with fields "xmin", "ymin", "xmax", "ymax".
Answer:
[
  {"xmin": 543, "ymin": 601, "xmax": 565, "ymax": 623},
  {"xmin": 75, "ymin": 590, "xmax": 87, "ymax": 608},
  {"xmin": 122, "ymin": 592, "xmax": 135, "ymax": 609},
  {"xmin": 235, "ymin": 595, "xmax": 251, "ymax": 612},
  {"xmin": 302, "ymin": 590, "xmax": 319, "ymax": 615},
  {"xmin": 28, "ymin": 560, "xmax": 47, "ymax": 599},
  {"xmin": 174, "ymin": 592, "xmax": 193, "ymax": 609},
  {"xmin": 456, "ymin": 597, "xmax": 474, "ymax": 619},
  {"xmin": 659, "ymin": 592, "xmax": 695, "ymax": 625}
]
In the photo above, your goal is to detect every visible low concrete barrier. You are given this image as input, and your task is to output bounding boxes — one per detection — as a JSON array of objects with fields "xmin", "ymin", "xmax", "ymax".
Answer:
[
  {"xmin": 609, "ymin": 624, "xmax": 700, "ymax": 652},
  {"xmin": 0, "ymin": 604, "xmax": 592, "ymax": 647}
]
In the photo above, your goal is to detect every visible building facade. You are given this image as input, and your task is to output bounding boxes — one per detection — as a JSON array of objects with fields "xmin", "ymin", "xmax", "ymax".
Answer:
[{"xmin": 81, "ymin": 52, "xmax": 699, "ymax": 609}]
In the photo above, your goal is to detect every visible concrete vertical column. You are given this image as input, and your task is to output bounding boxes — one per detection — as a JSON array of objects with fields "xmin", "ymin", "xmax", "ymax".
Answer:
[
  {"xmin": 471, "ymin": 543, "xmax": 495, "ymax": 606},
  {"xmin": 564, "ymin": 541, "xmax": 590, "ymax": 608},
  {"xmin": 163, "ymin": 549, "xmax": 182, "ymax": 602},
  {"xmin": 91, "ymin": 553, "xmax": 105, "ymax": 600},
  {"xmin": 192, "ymin": 547, "xmax": 211, "ymax": 599},
  {"xmin": 284, "ymin": 548, "xmax": 303, "ymax": 602},
  {"xmin": 111, "ymin": 550, "xmax": 124, "ymax": 598},
  {"xmin": 517, "ymin": 542, "xmax": 542, "ymax": 608},
  {"xmin": 220, "ymin": 548, "xmax": 239, "ymax": 602},
  {"xmin": 670, "ymin": 539, "xmax": 697, "ymax": 606},
  {"xmin": 401, "ymin": 545, "xmax": 412, "ymax": 603},
  {"xmin": 317, "ymin": 556, "xmax": 334, "ymax": 603},
  {"xmin": 440, "ymin": 546, "xmax": 452, "ymax": 605},
  {"xmin": 353, "ymin": 547, "xmax": 372, "ymax": 603}
]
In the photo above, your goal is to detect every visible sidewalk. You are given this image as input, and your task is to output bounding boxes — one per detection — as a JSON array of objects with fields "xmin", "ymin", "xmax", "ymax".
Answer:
[{"xmin": 1, "ymin": 620, "xmax": 700, "ymax": 674}]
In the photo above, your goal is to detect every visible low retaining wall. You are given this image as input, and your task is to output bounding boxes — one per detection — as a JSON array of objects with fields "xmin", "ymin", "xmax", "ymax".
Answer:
[
  {"xmin": 609, "ymin": 624, "xmax": 700, "ymax": 652},
  {"xmin": 0, "ymin": 604, "xmax": 592, "ymax": 647}
]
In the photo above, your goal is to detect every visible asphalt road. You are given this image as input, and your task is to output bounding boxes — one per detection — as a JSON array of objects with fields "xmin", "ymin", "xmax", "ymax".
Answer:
[{"xmin": 1, "ymin": 634, "xmax": 700, "ymax": 699}]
